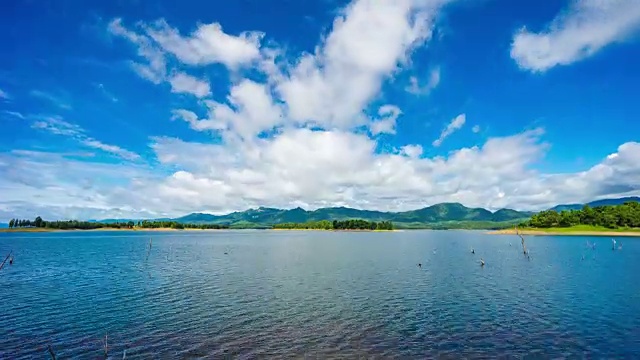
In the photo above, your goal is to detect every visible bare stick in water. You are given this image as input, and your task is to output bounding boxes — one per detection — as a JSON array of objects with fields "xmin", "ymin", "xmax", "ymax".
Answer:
[
  {"xmin": 0, "ymin": 251, "xmax": 12, "ymax": 271},
  {"xmin": 146, "ymin": 238, "xmax": 152, "ymax": 261},
  {"xmin": 47, "ymin": 345, "xmax": 56, "ymax": 360},
  {"xmin": 516, "ymin": 226, "xmax": 527, "ymax": 255},
  {"xmin": 104, "ymin": 333, "xmax": 108, "ymax": 357}
]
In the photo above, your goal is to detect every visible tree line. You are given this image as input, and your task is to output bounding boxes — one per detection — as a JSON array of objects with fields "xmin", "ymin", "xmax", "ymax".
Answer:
[
  {"xmin": 273, "ymin": 219, "xmax": 394, "ymax": 230},
  {"xmin": 7, "ymin": 217, "xmax": 229, "ymax": 230},
  {"xmin": 521, "ymin": 202, "xmax": 640, "ymax": 229}
]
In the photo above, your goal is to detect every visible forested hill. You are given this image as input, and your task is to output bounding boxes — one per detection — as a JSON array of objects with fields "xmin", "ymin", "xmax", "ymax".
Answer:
[
  {"xmin": 170, "ymin": 202, "xmax": 532, "ymax": 228},
  {"xmin": 523, "ymin": 201, "xmax": 640, "ymax": 229}
]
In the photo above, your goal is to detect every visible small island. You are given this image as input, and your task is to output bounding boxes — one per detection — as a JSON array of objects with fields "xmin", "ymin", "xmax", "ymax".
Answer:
[
  {"xmin": 490, "ymin": 201, "xmax": 640, "ymax": 236},
  {"xmin": 273, "ymin": 219, "xmax": 394, "ymax": 231}
]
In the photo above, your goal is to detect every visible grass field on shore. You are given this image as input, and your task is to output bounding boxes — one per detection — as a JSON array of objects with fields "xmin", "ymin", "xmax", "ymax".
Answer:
[{"xmin": 489, "ymin": 225, "xmax": 640, "ymax": 237}]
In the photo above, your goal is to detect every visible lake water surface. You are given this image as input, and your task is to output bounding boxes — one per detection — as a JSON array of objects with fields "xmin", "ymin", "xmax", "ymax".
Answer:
[{"xmin": 0, "ymin": 230, "xmax": 638, "ymax": 358}]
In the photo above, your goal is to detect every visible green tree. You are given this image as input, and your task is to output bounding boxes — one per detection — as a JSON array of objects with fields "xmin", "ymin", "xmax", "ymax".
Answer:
[{"xmin": 34, "ymin": 216, "xmax": 43, "ymax": 228}]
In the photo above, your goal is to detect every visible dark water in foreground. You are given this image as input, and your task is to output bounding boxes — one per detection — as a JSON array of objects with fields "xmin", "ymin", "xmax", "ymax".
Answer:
[{"xmin": 0, "ymin": 230, "xmax": 638, "ymax": 358}]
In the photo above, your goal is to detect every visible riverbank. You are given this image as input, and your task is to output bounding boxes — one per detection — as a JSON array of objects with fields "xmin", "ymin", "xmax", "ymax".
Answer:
[
  {"xmin": 489, "ymin": 226, "xmax": 640, "ymax": 237},
  {"xmin": 0, "ymin": 227, "xmax": 228, "ymax": 233}
]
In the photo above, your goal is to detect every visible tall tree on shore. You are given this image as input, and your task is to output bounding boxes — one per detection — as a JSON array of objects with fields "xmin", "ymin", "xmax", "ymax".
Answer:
[{"xmin": 8, "ymin": 219, "xmax": 14, "ymax": 228}]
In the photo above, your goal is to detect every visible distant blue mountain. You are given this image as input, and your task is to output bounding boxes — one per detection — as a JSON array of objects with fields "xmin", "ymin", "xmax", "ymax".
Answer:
[
  {"xmin": 549, "ymin": 196, "xmax": 640, "ymax": 212},
  {"xmin": 166, "ymin": 203, "xmax": 531, "ymax": 226}
]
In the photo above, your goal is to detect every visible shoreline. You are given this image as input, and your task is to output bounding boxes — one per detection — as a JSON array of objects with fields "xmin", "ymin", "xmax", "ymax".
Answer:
[
  {"xmin": 0, "ymin": 227, "xmax": 401, "ymax": 233},
  {"xmin": 271, "ymin": 228, "xmax": 401, "ymax": 232},
  {"xmin": 488, "ymin": 228, "xmax": 640, "ymax": 237},
  {"xmin": 0, "ymin": 227, "xmax": 229, "ymax": 233}
]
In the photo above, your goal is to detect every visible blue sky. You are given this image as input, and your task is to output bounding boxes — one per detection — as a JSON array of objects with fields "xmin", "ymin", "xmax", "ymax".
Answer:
[{"xmin": 1, "ymin": 0, "xmax": 639, "ymax": 220}]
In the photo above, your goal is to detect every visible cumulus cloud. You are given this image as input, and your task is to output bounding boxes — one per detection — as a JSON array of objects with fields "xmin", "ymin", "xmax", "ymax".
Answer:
[
  {"xmin": 4, "ymin": 0, "xmax": 639, "ymax": 220},
  {"xmin": 370, "ymin": 105, "xmax": 402, "ymax": 135},
  {"xmin": 3, "ymin": 129, "xmax": 639, "ymax": 220},
  {"xmin": 143, "ymin": 19, "xmax": 263, "ymax": 68},
  {"xmin": 401, "ymin": 144, "xmax": 423, "ymax": 158},
  {"xmin": 275, "ymin": 0, "xmax": 449, "ymax": 130},
  {"xmin": 511, "ymin": 0, "xmax": 640, "ymax": 72},
  {"xmin": 405, "ymin": 66, "xmax": 440, "ymax": 95},
  {"xmin": 433, "ymin": 113, "xmax": 466, "ymax": 147},
  {"xmin": 472, "ymin": 125, "xmax": 480, "ymax": 133},
  {"xmin": 168, "ymin": 72, "xmax": 211, "ymax": 98},
  {"xmin": 172, "ymin": 79, "xmax": 283, "ymax": 139}
]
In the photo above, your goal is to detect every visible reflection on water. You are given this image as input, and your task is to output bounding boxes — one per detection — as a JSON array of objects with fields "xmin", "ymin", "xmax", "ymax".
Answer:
[{"xmin": 0, "ymin": 230, "xmax": 639, "ymax": 358}]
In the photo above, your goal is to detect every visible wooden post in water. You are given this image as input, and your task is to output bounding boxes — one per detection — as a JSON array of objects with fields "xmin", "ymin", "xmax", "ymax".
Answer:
[{"xmin": 104, "ymin": 333, "xmax": 108, "ymax": 358}]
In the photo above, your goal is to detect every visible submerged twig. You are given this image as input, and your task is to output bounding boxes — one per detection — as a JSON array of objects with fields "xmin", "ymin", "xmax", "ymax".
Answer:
[
  {"xmin": 0, "ymin": 251, "xmax": 12, "ymax": 271},
  {"xmin": 47, "ymin": 345, "xmax": 56, "ymax": 360},
  {"xmin": 146, "ymin": 238, "xmax": 152, "ymax": 261},
  {"xmin": 104, "ymin": 333, "xmax": 108, "ymax": 357}
]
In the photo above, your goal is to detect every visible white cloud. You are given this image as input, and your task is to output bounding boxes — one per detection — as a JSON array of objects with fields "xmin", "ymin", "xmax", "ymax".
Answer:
[
  {"xmin": 31, "ymin": 116, "xmax": 140, "ymax": 161},
  {"xmin": 108, "ymin": 18, "xmax": 167, "ymax": 84},
  {"xmin": 143, "ymin": 19, "xmax": 263, "ymax": 68},
  {"xmin": 370, "ymin": 105, "xmax": 402, "ymax": 135},
  {"xmin": 172, "ymin": 79, "xmax": 282, "ymax": 139},
  {"xmin": 406, "ymin": 66, "xmax": 440, "ymax": 95},
  {"xmin": 6, "ymin": 0, "xmax": 640, "ymax": 221},
  {"xmin": 275, "ymin": 0, "xmax": 450, "ymax": 130},
  {"xmin": 472, "ymin": 125, "xmax": 480, "ymax": 133},
  {"xmin": 401, "ymin": 144, "xmax": 423, "ymax": 158},
  {"xmin": 511, "ymin": 0, "xmax": 640, "ymax": 72},
  {"xmin": 168, "ymin": 72, "xmax": 211, "ymax": 98},
  {"xmin": 433, "ymin": 113, "xmax": 466, "ymax": 147},
  {"xmin": 4, "ymin": 128, "xmax": 639, "ymax": 220},
  {"xmin": 0, "ymin": 88, "xmax": 9, "ymax": 99},
  {"xmin": 31, "ymin": 116, "xmax": 83, "ymax": 136},
  {"xmin": 108, "ymin": 1, "xmax": 451, "ymax": 135},
  {"xmin": 81, "ymin": 139, "xmax": 140, "ymax": 161},
  {"xmin": 2, "ymin": 111, "xmax": 26, "ymax": 120}
]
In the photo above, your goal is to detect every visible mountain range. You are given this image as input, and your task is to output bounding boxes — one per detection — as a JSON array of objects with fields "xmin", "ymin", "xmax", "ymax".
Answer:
[
  {"xmin": 168, "ymin": 203, "xmax": 534, "ymax": 229},
  {"xmin": 81, "ymin": 196, "xmax": 640, "ymax": 229}
]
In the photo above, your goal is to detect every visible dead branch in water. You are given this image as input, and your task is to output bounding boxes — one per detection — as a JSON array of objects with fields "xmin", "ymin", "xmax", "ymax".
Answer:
[
  {"xmin": 0, "ymin": 251, "xmax": 12, "ymax": 271},
  {"xmin": 47, "ymin": 345, "xmax": 56, "ymax": 360},
  {"xmin": 515, "ymin": 226, "xmax": 527, "ymax": 255},
  {"xmin": 146, "ymin": 238, "xmax": 152, "ymax": 261}
]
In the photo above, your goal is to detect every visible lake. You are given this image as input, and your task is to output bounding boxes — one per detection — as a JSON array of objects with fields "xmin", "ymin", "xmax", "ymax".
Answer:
[{"xmin": 0, "ymin": 230, "xmax": 638, "ymax": 358}]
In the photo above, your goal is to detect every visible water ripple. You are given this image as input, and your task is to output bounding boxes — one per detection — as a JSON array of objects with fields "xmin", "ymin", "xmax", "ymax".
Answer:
[{"xmin": 0, "ymin": 230, "xmax": 639, "ymax": 358}]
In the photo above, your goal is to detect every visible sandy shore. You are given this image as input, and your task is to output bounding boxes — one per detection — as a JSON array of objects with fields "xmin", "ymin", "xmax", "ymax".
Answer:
[
  {"xmin": 488, "ymin": 229, "xmax": 640, "ymax": 237},
  {"xmin": 271, "ymin": 228, "xmax": 401, "ymax": 232}
]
